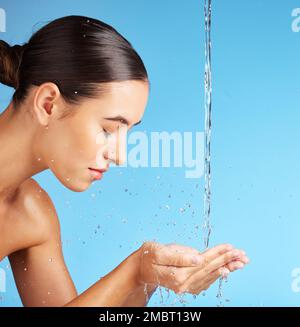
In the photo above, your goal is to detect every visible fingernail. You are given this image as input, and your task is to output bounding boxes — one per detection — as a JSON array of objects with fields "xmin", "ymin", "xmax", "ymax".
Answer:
[
  {"xmin": 192, "ymin": 255, "xmax": 202, "ymax": 264},
  {"xmin": 232, "ymin": 250, "xmax": 240, "ymax": 257}
]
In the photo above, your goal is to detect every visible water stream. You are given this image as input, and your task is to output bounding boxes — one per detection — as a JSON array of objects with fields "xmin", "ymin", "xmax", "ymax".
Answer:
[{"xmin": 203, "ymin": 0, "xmax": 227, "ymax": 307}]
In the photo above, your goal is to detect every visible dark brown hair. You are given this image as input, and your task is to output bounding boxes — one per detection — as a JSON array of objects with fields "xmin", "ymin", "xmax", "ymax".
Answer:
[{"xmin": 0, "ymin": 15, "xmax": 149, "ymax": 110}]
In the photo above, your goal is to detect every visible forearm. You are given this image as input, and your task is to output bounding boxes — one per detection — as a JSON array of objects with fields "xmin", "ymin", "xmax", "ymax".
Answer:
[
  {"xmin": 121, "ymin": 283, "xmax": 157, "ymax": 307},
  {"xmin": 64, "ymin": 249, "xmax": 141, "ymax": 307}
]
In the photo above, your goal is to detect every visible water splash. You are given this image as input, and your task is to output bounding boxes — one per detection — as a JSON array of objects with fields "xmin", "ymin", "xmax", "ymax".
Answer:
[
  {"xmin": 203, "ymin": 0, "xmax": 212, "ymax": 250},
  {"xmin": 216, "ymin": 276, "xmax": 224, "ymax": 307},
  {"xmin": 203, "ymin": 0, "xmax": 226, "ymax": 307}
]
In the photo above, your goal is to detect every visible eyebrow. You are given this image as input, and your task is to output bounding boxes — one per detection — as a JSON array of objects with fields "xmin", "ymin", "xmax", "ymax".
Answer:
[{"xmin": 104, "ymin": 115, "xmax": 142, "ymax": 127}]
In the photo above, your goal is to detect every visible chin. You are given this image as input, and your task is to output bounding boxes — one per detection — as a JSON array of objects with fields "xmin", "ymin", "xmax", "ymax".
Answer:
[
  {"xmin": 65, "ymin": 179, "xmax": 91, "ymax": 192},
  {"xmin": 51, "ymin": 169, "xmax": 90, "ymax": 192}
]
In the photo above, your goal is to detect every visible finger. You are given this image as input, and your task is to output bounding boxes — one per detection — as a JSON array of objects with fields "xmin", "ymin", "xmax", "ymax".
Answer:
[
  {"xmin": 205, "ymin": 249, "xmax": 245, "ymax": 273},
  {"xmin": 153, "ymin": 245, "xmax": 204, "ymax": 267},
  {"xmin": 197, "ymin": 268, "xmax": 229, "ymax": 294},
  {"xmin": 185, "ymin": 267, "xmax": 229, "ymax": 294},
  {"xmin": 225, "ymin": 260, "xmax": 245, "ymax": 272},
  {"xmin": 232, "ymin": 255, "xmax": 250, "ymax": 265},
  {"xmin": 201, "ymin": 243, "xmax": 234, "ymax": 263},
  {"xmin": 165, "ymin": 243, "xmax": 201, "ymax": 255}
]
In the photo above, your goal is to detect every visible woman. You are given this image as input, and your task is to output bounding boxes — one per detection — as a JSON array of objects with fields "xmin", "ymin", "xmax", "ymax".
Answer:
[{"xmin": 0, "ymin": 15, "xmax": 249, "ymax": 307}]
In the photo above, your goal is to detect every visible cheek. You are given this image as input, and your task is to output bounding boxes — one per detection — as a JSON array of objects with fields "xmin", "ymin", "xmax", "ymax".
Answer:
[
  {"xmin": 47, "ymin": 122, "xmax": 100, "ymax": 166},
  {"xmin": 95, "ymin": 131, "xmax": 109, "ymax": 166}
]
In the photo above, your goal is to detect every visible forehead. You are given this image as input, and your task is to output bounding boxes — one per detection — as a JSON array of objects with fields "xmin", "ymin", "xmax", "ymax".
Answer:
[{"xmin": 88, "ymin": 80, "xmax": 149, "ymax": 123}]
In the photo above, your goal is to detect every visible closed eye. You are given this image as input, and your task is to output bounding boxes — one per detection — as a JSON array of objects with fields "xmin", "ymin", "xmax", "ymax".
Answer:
[{"xmin": 102, "ymin": 128, "xmax": 110, "ymax": 136}]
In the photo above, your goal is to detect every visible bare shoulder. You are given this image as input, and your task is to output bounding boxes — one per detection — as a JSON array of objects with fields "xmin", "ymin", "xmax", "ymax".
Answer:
[
  {"xmin": 2, "ymin": 178, "xmax": 61, "ymax": 256},
  {"xmin": 4, "ymin": 179, "xmax": 77, "ymax": 306},
  {"xmin": 17, "ymin": 178, "xmax": 61, "ymax": 240}
]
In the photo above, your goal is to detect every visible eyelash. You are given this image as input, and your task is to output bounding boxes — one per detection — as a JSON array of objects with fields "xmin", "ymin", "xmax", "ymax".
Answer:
[{"xmin": 102, "ymin": 128, "xmax": 110, "ymax": 137}]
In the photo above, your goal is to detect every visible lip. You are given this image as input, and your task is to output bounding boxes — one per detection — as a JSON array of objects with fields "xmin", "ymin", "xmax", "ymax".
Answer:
[
  {"xmin": 88, "ymin": 167, "xmax": 107, "ymax": 180},
  {"xmin": 89, "ymin": 167, "xmax": 108, "ymax": 173}
]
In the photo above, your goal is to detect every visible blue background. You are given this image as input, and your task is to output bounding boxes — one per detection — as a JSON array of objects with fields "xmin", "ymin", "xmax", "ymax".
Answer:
[{"xmin": 0, "ymin": 0, "xmax": 300, "ymax": 306}]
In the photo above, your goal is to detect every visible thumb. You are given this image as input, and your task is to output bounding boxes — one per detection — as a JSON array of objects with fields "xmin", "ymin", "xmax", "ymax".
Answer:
[{"xmin": 153, "ymin": 246, "xmax": 204, "ymax": 267}]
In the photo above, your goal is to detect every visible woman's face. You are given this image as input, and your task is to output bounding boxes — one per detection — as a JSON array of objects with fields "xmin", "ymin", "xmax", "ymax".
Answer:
[{"xmin": 36, "ymin": 80, "xmax": 149, "ymax": 192}]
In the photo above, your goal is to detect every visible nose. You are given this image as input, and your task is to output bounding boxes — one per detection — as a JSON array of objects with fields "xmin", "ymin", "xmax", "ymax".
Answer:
[{"xmin": 104, "ymin": 132, "xmax": 127, "ymax": 166}]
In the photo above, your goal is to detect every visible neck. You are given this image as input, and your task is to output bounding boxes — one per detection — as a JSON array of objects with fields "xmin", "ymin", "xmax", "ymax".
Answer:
[{"xmin": 0, "ymin": 102, "xmax": 47, "ymax": 201}]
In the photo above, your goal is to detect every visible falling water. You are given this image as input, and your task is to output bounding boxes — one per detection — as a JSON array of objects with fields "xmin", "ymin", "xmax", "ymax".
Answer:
[
  {"xmin": 203, "ymin": 0, "xmax": 226, "ymax": 306},
  {"xmin": 203, "ymin": 0, "xmax": 212, "ymax": 250},
  {"xmin": 142, "ymin": 0, "xmax": 223, "ymax": 307}
]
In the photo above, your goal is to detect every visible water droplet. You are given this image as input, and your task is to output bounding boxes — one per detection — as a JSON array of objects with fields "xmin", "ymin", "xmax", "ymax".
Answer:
[
  {"xmin": 74, "ymin": 91, "xmax": 78, "ymax": 94},
  {"xmin": 91, "ymin": 193, "xmax": 96, "ymax": 199},
  {"xmin": 51, "ymin": 159, "xmax": 55, "ymax": 163},
  {"xmin": 144, "ymin": 283, "xmax": 149, "ymax": 303},
  {"xmin": 24, "ymin": 267, "xmax": 27, "ymax": 271},
  {"xmin": 47, "ymin": 291, "xmax": 51, "ymax": 295},
  {"xmin": 48, "ymin": 258, "xmax": 53, "ymax": 262},
  {"xmin": 165, "ymin": 205, "xmax": 170, "ymax": 210},
  {"xmin": 124, "ymin": 188, "xmax": 128, "ymax": 192},
  {"xmin": 83, "ymin": 34, "xmax": 86, "ymax": 38},
  {"xmin": 37, "ymin": 158, "xmax": 41, "ymax": 161}
]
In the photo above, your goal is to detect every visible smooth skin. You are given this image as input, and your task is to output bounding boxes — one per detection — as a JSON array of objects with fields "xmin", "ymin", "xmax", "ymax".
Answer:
[{"xmin": 0, "ymin": 80, "xmax": 249, "ymax": 306}]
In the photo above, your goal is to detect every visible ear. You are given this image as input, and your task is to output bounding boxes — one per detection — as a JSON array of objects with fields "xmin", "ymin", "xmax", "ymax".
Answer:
[{"xmin": 33, "ymin": 82, "xmax": 61, "ymax": 127}]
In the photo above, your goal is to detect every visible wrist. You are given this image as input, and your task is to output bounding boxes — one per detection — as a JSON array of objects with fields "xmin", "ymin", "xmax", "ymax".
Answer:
[
  {"xmin": 128, "ymin": 248, "xmax": 158, "ymax": 292},
  {"xmin": 126, "ymin": 247, "xmax": 144, "ymax": 288}
]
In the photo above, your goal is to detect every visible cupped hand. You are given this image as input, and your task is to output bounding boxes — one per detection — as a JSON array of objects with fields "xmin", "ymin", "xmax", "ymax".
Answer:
[{"xmin": 136, "ymin": 242, "xmax": 250, "ymax": 295}]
